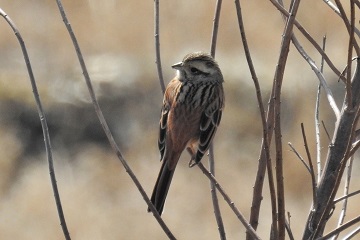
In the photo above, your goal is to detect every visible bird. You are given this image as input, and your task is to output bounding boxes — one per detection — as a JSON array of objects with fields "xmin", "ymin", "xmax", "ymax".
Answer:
[{"xmin": 148, "ymin": 52, "xmax": 225, "ymax": 215}]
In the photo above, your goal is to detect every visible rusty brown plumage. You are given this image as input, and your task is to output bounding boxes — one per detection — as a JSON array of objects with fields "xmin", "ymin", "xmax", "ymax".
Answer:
[{"xmin": 148, "ymin": 52, "xmax": 225, "ymax": 215}]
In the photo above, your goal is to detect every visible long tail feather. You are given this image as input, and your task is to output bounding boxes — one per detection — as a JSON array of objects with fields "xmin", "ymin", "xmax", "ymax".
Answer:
[{"xmin": 148, "ymin": 160, "xmax": 176, "ymax": 215}]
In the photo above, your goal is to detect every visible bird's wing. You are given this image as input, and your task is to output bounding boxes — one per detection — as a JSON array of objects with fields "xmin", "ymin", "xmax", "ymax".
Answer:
[
  {"xmin": 158, "ymin": 102, "xmax": 169, "ymax": 161},
  {"xmin": 195, "ymin": 87, "xmax": 224, "ymax": 163}
]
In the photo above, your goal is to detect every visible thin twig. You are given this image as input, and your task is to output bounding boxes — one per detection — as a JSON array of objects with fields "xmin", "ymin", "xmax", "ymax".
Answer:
[
  {"xmin": 322, "ymin": 0, "xmax": 360, "ymax": 38},
  {"xmin": 272, "ymin": 1, "xmax": 302, "ymax": 238},
  {"xmin": 0, "ymin": 8, "xmax": 71, "ymax": 240},
  {"xmin": 301, "ymin": 123, "xmax": 317, "ymax": 208},
  {"xmin": 317, "ymin": 215, "xmax": 360, "ymax": 240},
  {"xmin": 154, "ymin": 0, "xmax": 165, "ymax": 94},
  {"xmin": 288, "ymin": 142, "xmax": 311, "ymax": 173},
  {"xmin": 334, "ymin": 0, "xmax": 360, "ymax": 55},
  {"xmin": 197, "ymin": 162, "xmax": 261, "ymax": 240},
  {"xmin": 321, "ymin": 120, "xmax": 331, "ymax": 141},
  {"xmin": 270, "ymin": 0, "xmax": 346, "ymax": 83},
  {"xmin": 315, "ymin": 35, "xmax": 327, "ymax": 182},
  {"xmin": 54, "ymin": 1, "xmax": 176, "ymax": 239},
  {"xmin": 285, "ymin": 213, "xmax": 295, "ymax": 240},
  {"xmin": 343, "ymin": 225, "xmax": 360, "ymax": 239},
  {"xmin": 234, "ymin": 1, "xmax": 274, "ymax": 238},
  {"xmin": 210, "ymin": 0, "xmax": 222, "ymax": 58},
  {"xmin": 334, "ymin": 189, "xmax": 360, "ymax": 204},
  {"xmin": 208, "ymin": 0, "xmax": 226, "ymax": 239},
  {"xmin": 344, "ymin": 0, "xmax": 355, "ymax": 110},
  {"xmin": 291, "ymin": 34, "xmax": 340, "ymax": 118},
  {"xmin": 331, "ymin": 156, "xmax": 355, "ymax": 240}
]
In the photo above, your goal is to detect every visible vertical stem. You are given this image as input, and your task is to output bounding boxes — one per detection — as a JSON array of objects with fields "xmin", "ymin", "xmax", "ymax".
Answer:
[
  {"xmin": 154, "ymin": 0, "xmax": 165, "ymax": 94},
  {"xmin": 271, "ymin": 0, "xmax": 302, "ymax": 239},
  {"xmin": 0, "ymin": 8, "xmax": 71, "ymax": 240},
  {"xmin": 209, "ymin": 1, "xmax": 226, "ymax": 239}
]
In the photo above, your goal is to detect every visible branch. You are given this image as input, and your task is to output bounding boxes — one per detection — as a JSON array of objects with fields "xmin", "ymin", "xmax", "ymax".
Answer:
[
  {"xmin": 317, "ymin": 215, "xmax": 360, "ymax": 240},
  {"xmin": 288, "ymin": 142, "xmax": 311, "ymax": 173},
  {"xmin": 334, "ymin": 0, "xmax": 360, "ymax": 55},
  {"xmin": 270, "ymin": 0, "xmax": 346, "ymax": 83},
  {"xmin": 154, "ymin": 0, "xmax": 165, "ymax": 94},
  {"xmin": 331, "ymin": 156, "xmax": 354, "ymax": 240},
  {"xmin": 272, "ymin": 1, "xmax": 302, "ymax": 238},
  {"xmin": 344, "ymin": 0, "xmax": 355, "ymax": 111},
  {"xmin": 303, "ymin": 59, "xmax": 360, "ymax": 239},
  {"xmin": 315, "ymin": 36, "xmax": 327, "ymax": 182},
  {"xmin": 234, "ymin": 1, "xmax": 275, "ymax": 238},
  {"xmin": 301, "ymin": 123, "xmax": 317, "ymax": 208},
  {"xmin": 322, "ymin": 0, "xmax": 360, "ymax": 38},
  {"xmin": 54, "ymin": 1, "xmax": 176, "ymax": 239},
  {"xmin": 208, "ymin": 1, "xmax": 226, "ymax": 239},
  {"xmin": 334, "ymin": 189, "xmax": 360, "ymax": 204},
  {"xmin": 343, "ymin": 225, "xmax": 360, "ymax": 239},
  {"xmin": 197, "ymin": 162, "xmax": 261, "ymax": 240},
  {"xmin": 0, "ymin": 8, "xmax": 71, "ymax": 240}
]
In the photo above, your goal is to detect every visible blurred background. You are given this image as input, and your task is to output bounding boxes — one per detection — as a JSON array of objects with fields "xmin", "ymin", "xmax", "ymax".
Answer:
[{"xmin": 0, "ymin": 0, "xmax": 359, "ymax": 239}]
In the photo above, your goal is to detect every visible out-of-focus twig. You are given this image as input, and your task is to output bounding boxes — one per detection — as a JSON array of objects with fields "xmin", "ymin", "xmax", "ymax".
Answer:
[
  {"xmin": 54, "ymin": 1, "xmax": 176, "ymax": 239},
  {"xmin": 0, "ymin": 8, "xmax": 71, "ymax": 240}
]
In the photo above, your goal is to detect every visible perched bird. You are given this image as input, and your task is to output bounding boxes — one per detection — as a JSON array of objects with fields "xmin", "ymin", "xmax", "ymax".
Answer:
[{"xmin": 148, "ymin": 52, "xmax": 225, "ymax": 215}]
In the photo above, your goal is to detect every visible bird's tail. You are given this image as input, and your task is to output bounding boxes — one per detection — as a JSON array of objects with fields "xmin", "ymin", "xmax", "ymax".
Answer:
[{"xmin": 148, "ymin": 160, "xmax": 176, "ymax": 215}]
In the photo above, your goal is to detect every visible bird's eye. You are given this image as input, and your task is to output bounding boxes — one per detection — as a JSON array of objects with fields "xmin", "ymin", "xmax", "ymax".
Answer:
[{"xmin": 190, "ymin": 67, "xmax": 200, "ymax": 74}]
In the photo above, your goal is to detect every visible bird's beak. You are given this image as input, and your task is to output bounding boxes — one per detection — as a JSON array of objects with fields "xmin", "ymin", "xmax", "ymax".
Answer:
[{"xmin": 172, "ymin": 62, "xmax": 183, "ymax": 70}]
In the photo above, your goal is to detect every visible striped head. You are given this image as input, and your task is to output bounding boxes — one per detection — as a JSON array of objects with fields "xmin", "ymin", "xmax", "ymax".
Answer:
[{"xmin": 172, "ymin": 52, "xmax": 223, "ymax": 83}]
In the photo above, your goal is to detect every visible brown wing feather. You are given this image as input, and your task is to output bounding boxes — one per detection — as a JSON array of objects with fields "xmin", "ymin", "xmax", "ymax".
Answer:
[
  {"xmin": 158, "ymin": 103, "xmax": 169, "ymax": 161},
  {"xmin": 194, "ymin": 85, "xmax": 224, "ymax": 163}
]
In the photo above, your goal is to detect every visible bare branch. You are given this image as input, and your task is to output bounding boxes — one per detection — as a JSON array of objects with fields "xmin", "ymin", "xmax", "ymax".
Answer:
[
  {"xmin": 322, "ymin": 0, "xmax": 360, "ymax": 38},
  {"xmin": 292, "ymin": 35, "xmax": 340, "ymax": 118},
  {"xmin": 285, "ymin": 212, "xmax": 295, "ymax": 240},
  {"xmin": 344, "ymin": 0, "xmax": 355, "ymax": 111},
  {"xmin": 301, "ymin": 124, "xmax": 317, "ymax": 207},
  {"xmin": 0, "ymin": 8, "xmax": 71, "ymax": 240},
  {"xmin": 208, "ymin": 1, "xmax": 226, "ymax": 239},
  {"xmin": 317, "ymin": 215, "xmax": 360, "ymax": 240},
  {"xmin": 334, "ymin": 0, "xmax": 360, "ymax": 55},
  {"xmin": 334, "ymin": 189, "xmax": 360, "ymax": 204},
  {"xmin": 321, "ymin": 120, "xmax": 331, "ymax": 141},
  {"xmin": 343, "ymin": 226, "xmax": 360, "ymax": 239},
  {"xmin": 270, "ymin": 0, "xmax": 346, "ymax": 83},
  {"xmin": 331, "ymin": 156, "xmax": 355, "ymax": 240},
  {"xmin": 303, "ymin": 58, "xmax": 360, "ymax": 239},
  {"xmin": 315, "ymin": 36, "xmax": 327, "ymax": 182},
  {"xmin": 154, "ymin": 0, "xmax": 165, "ymax": 94},
  {"xmin": 272, "ymin": 1, "xmax": 302, "ymax": 238},
  {"xmin": 234, "ymin": 1, "xmax": 275, "ymax": 238},
  {"xmin": 54, "ymin": 1, "xmax": 176, "ymax": 239},
  {"xmin": 288, "ymin": 142, "xmax": 311, "ymax": 173},
  {"xmin": 197, "ymin": 162, "xmax": 261, "ymax": 240}
]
